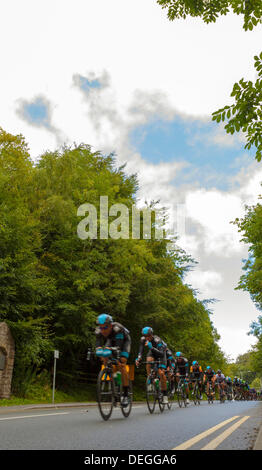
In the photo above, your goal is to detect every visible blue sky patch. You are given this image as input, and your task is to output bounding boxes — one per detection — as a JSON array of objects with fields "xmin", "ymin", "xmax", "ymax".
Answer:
[
  {"xmin": 130, "ymin": 118, "xmax": 255, "ymax": 190},
  {"xmin": 77, "ymin": 75, "xmax": 102, "ymax": 93},
  {"xmin": 22, "ymin": 97, "xmax": 50, "ymax": 127}
]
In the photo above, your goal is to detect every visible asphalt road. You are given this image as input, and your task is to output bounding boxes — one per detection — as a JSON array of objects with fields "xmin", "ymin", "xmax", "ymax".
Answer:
[{"xmin": 0, "ymin": 400, "xmax": 261, "ymax": 450}]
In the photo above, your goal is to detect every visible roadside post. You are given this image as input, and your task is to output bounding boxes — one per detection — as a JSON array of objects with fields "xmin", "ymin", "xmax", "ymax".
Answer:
[{"xmin": 52, "ymin": 350, "xmax": 59, "ymax": 404}]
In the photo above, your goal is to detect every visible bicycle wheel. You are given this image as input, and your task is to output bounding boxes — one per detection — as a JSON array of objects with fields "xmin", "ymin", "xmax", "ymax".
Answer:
[
  {"xmin": 158, "ymin": 391, "xmax": 165, "ymax": 413},
  {"xmin": 121, "ymin": 380, "xmax": 133, "ymax": 418},
  {"xmin": 193, "ymin": 384, "xmax": 198, "ymax": 405},
  {"xmin": 97, "ymin": 368, "xmax": 114, "ymax": 421},
  {"xmin": 195, "ymin": 384, "xmax": 201, "ymax": 405},
  {"xmin": 177, "ymin": 385, "xmax": 183, "ymax": 408},
  {"xmin": 146, "ymin": 378, "xmax": 156, "ymax": 414},
  {"xmin": 167, "ymin": 382, "xmax": 174, "ymax": 410},
  {"xmin": 182, "ymin": 389, "xmax": 188, "ymax": 407}
]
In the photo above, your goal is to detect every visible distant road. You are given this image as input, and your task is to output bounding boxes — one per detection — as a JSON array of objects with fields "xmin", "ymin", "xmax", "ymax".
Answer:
[{"xmin": 0, "ymin": 400, "xmax": 261, "ymax": 450}]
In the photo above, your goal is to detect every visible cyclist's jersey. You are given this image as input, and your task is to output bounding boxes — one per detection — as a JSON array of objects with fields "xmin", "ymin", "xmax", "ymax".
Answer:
[
  {"xmin": 226, "ymin": 378, "xmax": 232, "ymax": 385},
  {"xmin": 95, "ymin": 322, "xmax": 131, "ymax": 358},
  {"xmin": 137, "ymin": 335, "xmax": 167, "ymax": 364},
  {"xmin": 216, "ymin": 373, "xmax": 226, "ymax": 384},
  {"xmin": 190, "ymin": 365, "xmax": 203, "ymax": 379},
  {"xmin": 166, "ymin": 348, "xmax": 175, "ymax": 369},
  {"xmin": 175, "ymin": 357, "xmax": 189, "ymax": 376},
  {"xmin": 233, "ymin": 378, "xmax": 240, "ymax": 387},
  {"xmin": 204, "ymin": 369, "xmax": 215, "ymax": 381}
]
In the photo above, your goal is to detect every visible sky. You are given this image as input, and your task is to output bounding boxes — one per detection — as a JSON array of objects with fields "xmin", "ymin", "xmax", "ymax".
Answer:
[{"xmin": 1, "ymin": 0, "xmax": 262, "ymax": 361}]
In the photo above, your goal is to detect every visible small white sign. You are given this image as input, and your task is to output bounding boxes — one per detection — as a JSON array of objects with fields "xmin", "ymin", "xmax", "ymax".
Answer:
[{"xmin": 54, "ymin": 350, "xmax": 59, "ymax": 359}]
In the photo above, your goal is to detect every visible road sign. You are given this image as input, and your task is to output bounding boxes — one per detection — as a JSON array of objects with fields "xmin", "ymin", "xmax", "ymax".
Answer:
[{"xmin": 54, "ymin": 350, "xmax": 59, "ymax": 359}]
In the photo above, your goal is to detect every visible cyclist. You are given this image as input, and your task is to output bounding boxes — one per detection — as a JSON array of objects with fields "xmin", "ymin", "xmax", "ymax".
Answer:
[
  {"xmin": 203, "ymin": 366, "xmax": 216, "ymax": 399},
  {"xmin": 215, "ymin": 369, "xmax": 226, "ymax": 399},
  {"xmin": 190, "ymin": 361, "xmax": 203, "ymax": 399},
  {"xmin": 166, "ymin": 347, "xmax": 176, "ymax": 393},
  {"xmin": 175, "ymin": 352, "xmax": 190, "ymax": 405},
  {"xmin": 95, "ymin": 313, "xmax": 131, "ymax": 407},
  {"xmin": 225, "ymin": 376, "xmax": 233, "ymax": 400},
  {"xmin": 135, "ymin": 327, "xmax": 169, "ymax": 404},
  {"xmin": 233, "ymin": 376, "xmax": 241, "ymax": 399},
  {"xmin": 244, "ymin": 381, "xmax": 250, "ymax": 400}
]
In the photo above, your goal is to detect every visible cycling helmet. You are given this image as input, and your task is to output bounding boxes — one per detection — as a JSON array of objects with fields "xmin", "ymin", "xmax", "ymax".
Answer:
[
  {"xmin": 217, "ymin": 369, "xmax": 222, "ymax": 374},
  {"xmin": 206, "ymin": 366, "xmax": 211, "ymax": 370},
  {"xmin": 192, "ymin": 361, "xmax": 198, "ymax": 366},
  {"xmin": 97, "ymin": 313, "xmax": 113, "ymax": 325},
  {"xmin": 175, "ymin": 352, "xmax": 183, "ymax": 357},
  {"xmin": 142, "ymin": 326, "xmax": 153, "ymax": 336}
]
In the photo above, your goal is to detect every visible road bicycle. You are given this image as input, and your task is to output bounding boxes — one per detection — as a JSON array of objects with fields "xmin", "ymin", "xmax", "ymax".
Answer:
[
  {"xmin": 217, "ymin": 382, "xmax": 226, "ymax": 403},
  {"xmin": 205, "ymin": 381, "xmax": 215, "ymax": 404},
  {"xmin": 226, "ymin": 384, "xmax": 233, "ymax": 401},
  {"xmin": 191, "ymin": 378, "xmax": 202, "ymax": 405},
  {"xmin": 87, "ymin": 347, "xmax": 133, "ymax": 421},
  {"xmin": 176, "ymin": 375, "xmax": 189, "ymax": 408},
  {"xmin": 138, "ymin": 360, "xmax": 170, "ymax": 414}
]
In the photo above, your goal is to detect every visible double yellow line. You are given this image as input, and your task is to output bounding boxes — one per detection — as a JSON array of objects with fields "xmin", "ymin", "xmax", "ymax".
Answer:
[{"xmin": 173, "ymin": 415, "xmax": 250, "ymax": 450}]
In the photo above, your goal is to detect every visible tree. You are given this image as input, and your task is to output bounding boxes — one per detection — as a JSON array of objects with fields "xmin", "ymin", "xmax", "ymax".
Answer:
[
  {"xmin": 157, "ymin": 1, "xmax": 262, "ymax": 161},
  {"xmin": 234, "ymin": 202, "xmax": 262, "ymax": 379},
  {"xmin": 157, "ymin": 1, "xmax": 262, "ymax": 30},
  {"xmin": 0, "ymin": 128, "xmax": 55, "ymax": 395}
]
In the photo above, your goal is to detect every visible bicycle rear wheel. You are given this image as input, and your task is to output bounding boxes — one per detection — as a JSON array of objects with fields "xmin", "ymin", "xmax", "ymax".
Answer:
[
  {"xmin": 121, "ymin": 381, "xmax": 133, "ymax": 418},
  {"xmin": 146, "ymin": 378, "xmax": 156, "ymax": 414},
  {"xmin": 97, "ymin": 368, "xmax": 114, "ymax": 421}
]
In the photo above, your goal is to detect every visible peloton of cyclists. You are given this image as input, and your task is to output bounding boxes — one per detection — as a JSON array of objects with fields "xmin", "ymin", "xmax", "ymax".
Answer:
[{"xmin": 93, "ymin": 316, "xmax": 256, "ymax": 406}]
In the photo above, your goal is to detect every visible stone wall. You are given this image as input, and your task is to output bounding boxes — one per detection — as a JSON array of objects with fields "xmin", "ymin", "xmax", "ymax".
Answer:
[{"xmin": 0, "ymin": 323, "xmax": 15, "ymax": 399}]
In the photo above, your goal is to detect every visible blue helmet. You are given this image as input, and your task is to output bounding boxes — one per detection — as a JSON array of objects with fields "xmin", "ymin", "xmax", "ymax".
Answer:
[
  {"xmin": 192, "ymin": 361, "xmax": 198, "ymax": 366},
  {"xmin": 175, "ymin": 352, "xmax": 182, "ymax": 357},
  {"xmin": 142, "ymin": 326, "xmax": 153, "ymax": 336},
  {"xmin": 206, "ymin": 366, "xmax": 211, "ymax": 370},
  {"xmin": 97, "ymin": 313, "xmax": 113, "ymax": 325}
]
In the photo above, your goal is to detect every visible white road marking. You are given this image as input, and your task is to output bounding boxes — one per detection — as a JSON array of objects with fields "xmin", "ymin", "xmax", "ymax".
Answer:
[
  {"xmin": 172, "ymin": 415, "xmax": 240, "ymax": 450},
  {"xmin": 0, "ymin": 412, "xmax": 69, "ymax": 421},
  {"xmin": 201, "ymin": 415, "xmax": 250, "ymax": 450}
]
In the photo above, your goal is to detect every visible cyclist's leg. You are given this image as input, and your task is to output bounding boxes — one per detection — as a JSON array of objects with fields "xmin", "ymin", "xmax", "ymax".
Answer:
[
  {"xmin": 146, "ymin": 355, "xmax": 154, "ymax": 379},
  {"xmin": 118, "ymin": 357, "xmax": 129, "ymax": 388},
  {"xmin": 158, "ymin": 367, "xmax": 167, "ymax": 391}
]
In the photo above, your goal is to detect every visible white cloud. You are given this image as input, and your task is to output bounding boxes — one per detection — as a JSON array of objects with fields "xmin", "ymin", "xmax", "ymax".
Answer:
[
  {"xmin": 218, "ymin": 326, "xmax": 257, "ymax": 362},
  {"xmin": 185, "ymin": 269, "xmax": 223, "ymax": 299},
  {"xmin": 184, "ymin": 189, "xmax": 244, "ymax": 256}
]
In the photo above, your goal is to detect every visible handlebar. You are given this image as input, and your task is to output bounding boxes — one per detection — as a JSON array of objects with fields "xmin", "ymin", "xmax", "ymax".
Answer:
[{"xmin": 86, "ymin": 346, "xmax": 121, "ymax": 361}]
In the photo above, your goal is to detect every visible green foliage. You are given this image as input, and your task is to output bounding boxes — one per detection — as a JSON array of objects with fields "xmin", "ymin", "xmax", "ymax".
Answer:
[
  {"xmin": 212, "ymin": 54, "xmax": 262, "ymax": 162},
  {"xmin": 234, "ymin": 205, "xmax": 262, "ymax": 378},
  {"xmin": 157, "ymin": 1, "xmax": 262, "ymax": 31}
]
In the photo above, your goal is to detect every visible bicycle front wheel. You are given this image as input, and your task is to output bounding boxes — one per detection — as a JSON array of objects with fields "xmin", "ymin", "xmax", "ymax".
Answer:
[
  {"xmin": 146, "ymin": 378, "xmax": 157, "ymax": 414},
  {"xmin": 177, "ymin": 387, "xmax": 183, "ymax": 408},
  {"xmin": 97, "ymin": 368, "xmax": 114, "ymax": 421},
  {"xmin": 121, "ymin": 381, "xmax": 133, "ymax": 418},
  {"xmin": 167, "ymin": 383, "xmax": 174, "ymax": 410},
  {"xmin": 193, "ymin": 384, "xmax": 198, "ymax": 405}
]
